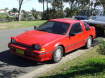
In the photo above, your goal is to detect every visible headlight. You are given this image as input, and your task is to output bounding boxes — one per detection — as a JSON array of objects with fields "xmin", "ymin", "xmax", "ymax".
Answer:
[
  {"xmin": 32, "ymin": 44, "xmax": 41, "ymax": 50},
  {"xmin": 11, "ymin": 39, "xmax": 16, "ymax": 43}
]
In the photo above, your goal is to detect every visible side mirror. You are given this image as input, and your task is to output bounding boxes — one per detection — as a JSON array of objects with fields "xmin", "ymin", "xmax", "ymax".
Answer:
[
  {"xmin": 69, "ymin": 33, "xmax": 76, "ymax": 36},
  {"xmin": 86, "ymin": 27, "xmax": 90, "ymax": 31}
]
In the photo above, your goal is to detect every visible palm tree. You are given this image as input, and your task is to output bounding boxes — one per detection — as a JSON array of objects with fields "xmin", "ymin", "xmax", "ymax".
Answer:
[
  {"xmin": 100, "ymin": 0, "xmax": 105, "ymax": 14},
  {"xmin": 63, "ymin": 0, "xmax": 76, "ymax": 10},
  {"xmin": 39, "ymin": 0, "xmax": 52, "ymax": 13},
  {"xmin": 38, "ymin": 0, "xmax": 45, "ymax": 13},
  {"xmin": 100, "ymin": 0, "xmax": 105, "ymax": 6},
  {"xmin": 94, "ymin": 0, "xmax": 105, "ymax": 15},
  {"xmin": 45, "ymin": 0, "xmax": 52, "ymax": 10}
]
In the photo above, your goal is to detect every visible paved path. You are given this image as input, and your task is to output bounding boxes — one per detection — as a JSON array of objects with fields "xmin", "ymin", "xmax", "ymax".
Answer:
[
  {"xmin": 0, "ymin": 27, "xmax": 33, "ymax": 52},
  {"xmin": 0, "ymin": 28, "xmax": 44, "ymax": 78}
]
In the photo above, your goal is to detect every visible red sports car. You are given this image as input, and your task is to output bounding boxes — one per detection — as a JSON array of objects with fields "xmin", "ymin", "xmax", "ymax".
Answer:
[{"xmin": 8, "ymin": 19, "xmax": 96, "ymax": 63}]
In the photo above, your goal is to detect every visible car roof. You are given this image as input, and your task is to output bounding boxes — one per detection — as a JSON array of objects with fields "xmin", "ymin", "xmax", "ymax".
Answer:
[{"xmin": 49, "ymin": 18, "xmax": 81, "ymax": 24}]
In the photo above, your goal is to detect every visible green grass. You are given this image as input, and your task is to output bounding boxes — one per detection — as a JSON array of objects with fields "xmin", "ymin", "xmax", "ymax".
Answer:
[
  {"xmin": 39, "ymin": 46, "xmax": 105, "ymax": 78},
  {"xmin": 0, "ymin": 20, "xmax": 46, "ymax": 30}
]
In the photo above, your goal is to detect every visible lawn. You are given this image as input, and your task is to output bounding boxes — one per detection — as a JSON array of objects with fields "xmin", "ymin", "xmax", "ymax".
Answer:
[
  {"xmin": 39, "ymin": 39, "xmax": 105, "ymax": 78},
  {"xmin": 0, "ymin": 20, "xmax": 46, "ymax": 30}
]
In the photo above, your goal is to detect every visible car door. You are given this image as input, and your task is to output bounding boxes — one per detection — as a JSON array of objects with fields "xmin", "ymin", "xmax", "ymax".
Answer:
[{"xmin": 66, "ymin": 22, "xmax": 85, "ymax": 52}]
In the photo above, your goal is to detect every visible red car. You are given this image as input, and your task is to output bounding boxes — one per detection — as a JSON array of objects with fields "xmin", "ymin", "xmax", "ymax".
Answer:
[{"xmin": 8, "ymin": 19, "xmax": 96, "ymax": 63}]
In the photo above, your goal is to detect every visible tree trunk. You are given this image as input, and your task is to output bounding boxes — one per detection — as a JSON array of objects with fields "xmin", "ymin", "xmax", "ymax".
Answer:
[
  {"xmin": 18, "ymin": 0, "xmax": 24, "ymax": 21},
  {"xmin": 47, "ymin": 0, "xmax": 48, "ymax": 10},
  {"xmin": 42, "ymin": 0, "xmax": 45, "ymax": 19},
  {"xmin": 103, "ymin": 5, "xmax": 105, "ymax": 15},
  {"xmin": 68, "ymin": 1, "xmax": 71, "ymax": 9},
  {"xmin": 43, "ymin": 0, "xmax": 45, "ymax": 13}
]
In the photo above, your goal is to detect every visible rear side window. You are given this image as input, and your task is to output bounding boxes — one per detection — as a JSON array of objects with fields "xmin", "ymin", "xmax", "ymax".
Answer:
[{"xmin": 70, "ymin": 22, "xmax": 82, "ymax": 34}]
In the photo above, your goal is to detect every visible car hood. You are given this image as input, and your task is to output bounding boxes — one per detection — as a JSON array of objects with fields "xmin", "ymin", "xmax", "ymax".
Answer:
[{"xmin": 15, "ymin": 30, "xmax": 64, "ymax": 46}]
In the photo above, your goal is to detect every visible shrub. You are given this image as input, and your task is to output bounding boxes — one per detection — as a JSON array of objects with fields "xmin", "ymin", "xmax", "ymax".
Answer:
[
  {"xmin": 97, "ymin": 39, "xmax": 105, "ymax": 55},
  {"xmin": 0, "ymin": 13, "xmax": 8, "ymax": 19},
  {"xmin": 0, "ymin": 13, "xmax": 16, "ymax": 22}
]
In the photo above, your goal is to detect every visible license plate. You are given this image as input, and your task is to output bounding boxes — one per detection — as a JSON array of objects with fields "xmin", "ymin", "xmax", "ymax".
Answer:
[{"xmin": 16, "ymin": 49, "xmax": 24, "ymax": 55}]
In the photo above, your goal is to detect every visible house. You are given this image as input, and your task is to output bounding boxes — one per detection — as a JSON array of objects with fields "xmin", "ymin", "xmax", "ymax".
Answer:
[{"xmin": 0, "ymin": 9, "xmax": 9, "ymax": 13}]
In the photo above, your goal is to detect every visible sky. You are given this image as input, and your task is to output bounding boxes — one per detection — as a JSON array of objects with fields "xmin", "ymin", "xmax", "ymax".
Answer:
[
  {"xmin": 0, "ymin": 0, "xmax": 103, "ymax": 12},
  {"xmin": 0, "ymin": 0, "xmax": 44, "ymax": 11},
  {"xmin": 0, "ymin": 0, "xmax": 69, "ymax": 11}
]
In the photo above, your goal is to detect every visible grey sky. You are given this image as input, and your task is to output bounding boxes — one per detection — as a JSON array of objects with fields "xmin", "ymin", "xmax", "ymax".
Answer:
[{"xmin": 0, "ymin": 0, "xmax": 43, "ymax": 11}]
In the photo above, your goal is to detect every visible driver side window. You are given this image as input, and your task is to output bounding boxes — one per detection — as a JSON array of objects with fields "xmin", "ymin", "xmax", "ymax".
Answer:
[{"xmin": 70, "ymin": 22, "xmax": 82, "ymax": 34}]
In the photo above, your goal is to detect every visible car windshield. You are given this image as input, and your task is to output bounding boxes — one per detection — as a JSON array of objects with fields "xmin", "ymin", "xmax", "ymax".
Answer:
[{"xmin": 37, "ymin": 21, "xmax": 70, "ymax": 35}]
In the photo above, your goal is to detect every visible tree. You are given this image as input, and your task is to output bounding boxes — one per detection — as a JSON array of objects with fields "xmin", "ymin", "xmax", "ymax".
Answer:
[
  {"xmin": 52, "ymin": 0, "xmax": 63, "ymax": 10},
  {"xmin": 51, "ymin": 0, "xmax": 64, "ymax": 18},
  {"xmin": 100, "ymin": 0, "xmax": 105, "ymax": 7},
  {"xmin": 21, "ymin": 10, "xmax": 34, "ymax": 21},
  {"xmin": 63, "ymin": 0, "xmax": 94, "ymax": 16},
  {"xmin": 10, "ymin": 8, "xmax": 18, "ymax": 13},
  {"xmin": 17, "ymin": 0, "xmax": 24, "ymax": 21},
  {"xmin": 65, "ymin": 7, "xmax": 71, "ymax": 17},
  {"xmin": 38, "ymin": 0, "xmax": 45, "ymax": 15},
  {"xmin": 31, "ymin": 9, "xmax": 39, "ymax": 19},
  {"xmin": 39, "ymin": 0, "xmax": 52, "ymax": 19},
  {"xmin": 99, "ymin": 0, "xmax": 105, "ymax": 15},
  {"xmin": 45, "ymin": 0, "xmax": 52, "ymax": 10},
  {"xmin": 4, "ymin": 8, "xmax": 9, "ymax": 11},
  {"xmin": 63, "ymin": 0, "xmax": 80, "ymax": 16},
  {"xmin": 63, "ymin": 0, "xmax": 76, "ymax": 10},
  {"xmin": 38, "ymin": 0, "xmax": 52, "ymax": 12},
  {"xmin": 92, "ymin": 0, "xmax": 105, "ymax": 15}
]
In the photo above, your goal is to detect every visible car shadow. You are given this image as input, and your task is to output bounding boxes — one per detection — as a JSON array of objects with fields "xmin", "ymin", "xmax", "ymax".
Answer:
[
  {"xmin": 0, "ymin": 39, "xmax": 100, "ymax": 67},
  {"xmin": 0, "ymin": 50, "xmax": 51, "ymax": 67}
]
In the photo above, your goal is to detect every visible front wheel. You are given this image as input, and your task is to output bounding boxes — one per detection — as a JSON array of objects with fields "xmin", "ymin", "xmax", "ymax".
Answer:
[
  {"xmin": 52, "ymin": 46, "xmax": 63, "ymax": 63},
  {"xmin": 85, "ymin": 36, "xmax": 92, "ymax": 49}
]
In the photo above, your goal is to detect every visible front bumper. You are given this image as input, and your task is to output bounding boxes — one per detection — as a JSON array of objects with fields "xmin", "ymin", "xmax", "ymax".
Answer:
[{"xmin": 8, "ymin": 43, "xmax": 52, "ymax": 62}]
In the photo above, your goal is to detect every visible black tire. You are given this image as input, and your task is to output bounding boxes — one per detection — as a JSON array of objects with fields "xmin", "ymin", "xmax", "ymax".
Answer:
[
  {"xmin": 52, "ymin": 46, "xmax": 63, "ymax": 63},
  {"xmin": 85, "ymin": 36, "xmax": 92, "ymax": 49}
]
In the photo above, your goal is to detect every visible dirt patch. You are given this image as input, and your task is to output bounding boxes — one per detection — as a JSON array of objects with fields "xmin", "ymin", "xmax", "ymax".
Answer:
[{"xmin": 0, "ymin": 26, "xmax": 7, "ymax": 29}]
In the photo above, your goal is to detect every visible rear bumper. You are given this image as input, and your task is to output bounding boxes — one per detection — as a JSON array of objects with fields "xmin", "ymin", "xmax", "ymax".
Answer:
[{"xmin": 8, "ymin": 43, "xmax": 52, "ymax": 62}]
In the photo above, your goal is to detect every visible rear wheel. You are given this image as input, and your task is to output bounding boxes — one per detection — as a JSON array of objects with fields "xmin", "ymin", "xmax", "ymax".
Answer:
[
  {"xmin": 52, "ymin": 46, "xmax": 63, "ymax": 63},
  {"xmin": 85, "ymin": 36, "xmax": 92, "ymax": 49}
]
